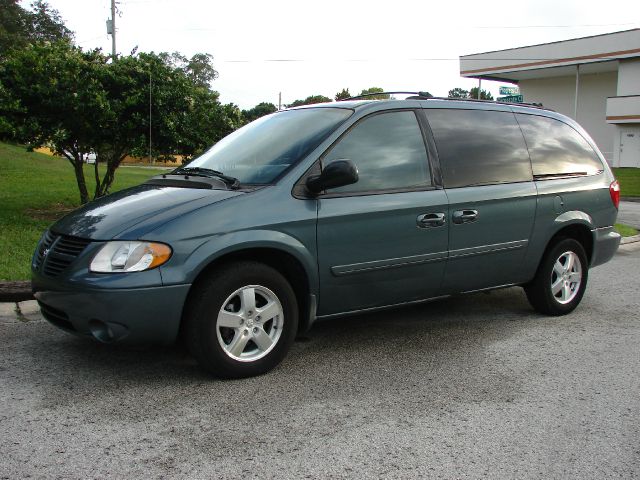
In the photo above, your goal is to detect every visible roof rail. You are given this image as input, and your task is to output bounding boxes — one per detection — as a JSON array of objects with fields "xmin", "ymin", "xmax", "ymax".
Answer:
[
  {"xmin": 343, "ymin": 91, "xmax": 433, "ymax": 100},
  {"xmin": 341, "ymin": 91, "xmax": 550, "ymax": 110},
  {"xmin": 422, "ymin": 96, "xmax": 549, "ymax": 110}
]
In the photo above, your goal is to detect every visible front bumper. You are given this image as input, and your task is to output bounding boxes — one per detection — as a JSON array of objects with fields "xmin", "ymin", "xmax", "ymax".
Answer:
[
  {"xmin": 32, "ymin": 275, "xmax": 191, "ymax": 345},
  {"xmin": 591, "ymin": 226, "xmax": 621, "ymax": 268}
]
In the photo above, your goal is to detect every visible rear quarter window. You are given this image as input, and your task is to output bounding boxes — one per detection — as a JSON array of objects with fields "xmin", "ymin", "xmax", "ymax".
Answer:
[
  {"xmin": 425, "ymin": 109, "xmax": 532, "ymax": 188},
  {"xmin": 515, "ymin": 114, "xmax": 604, "ymax": 178}
]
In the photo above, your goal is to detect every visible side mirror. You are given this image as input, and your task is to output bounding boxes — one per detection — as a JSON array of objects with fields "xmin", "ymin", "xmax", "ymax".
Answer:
[{"xmin": 306, "ymin": 159, "xmax": 359, "ymax": 194}]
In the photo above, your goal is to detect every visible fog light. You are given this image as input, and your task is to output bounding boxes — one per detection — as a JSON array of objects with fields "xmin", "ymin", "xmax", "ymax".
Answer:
[{"xmin": 88, "ymin": 319, "xmax": 129, "ymax": 343}]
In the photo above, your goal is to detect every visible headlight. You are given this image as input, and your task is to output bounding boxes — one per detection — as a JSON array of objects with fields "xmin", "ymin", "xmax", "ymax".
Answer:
[{"xmin": 90, "ymin": 241, "xmax": 172, "ymax": 273}]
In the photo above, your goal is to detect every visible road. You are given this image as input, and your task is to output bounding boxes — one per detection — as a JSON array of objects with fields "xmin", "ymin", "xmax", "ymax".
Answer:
[
  {"xmin": 1, "ymin": 243, "xmax": 639, "ymax": 479},
  {"xmin": 619, "ymin": 200, "xmax": 640, "ymax": 229}
]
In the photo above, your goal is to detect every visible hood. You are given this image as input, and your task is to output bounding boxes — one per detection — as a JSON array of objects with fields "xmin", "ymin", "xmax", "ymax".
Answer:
[{"xmin": 51, "ymin": 184, "xmax": 243, "ymax": 240}]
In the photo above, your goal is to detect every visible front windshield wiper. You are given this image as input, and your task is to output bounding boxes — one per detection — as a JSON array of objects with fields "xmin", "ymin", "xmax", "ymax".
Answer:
[{"xmin": 172, "ymin": 167, "xmax": 240, "ymax": 189}]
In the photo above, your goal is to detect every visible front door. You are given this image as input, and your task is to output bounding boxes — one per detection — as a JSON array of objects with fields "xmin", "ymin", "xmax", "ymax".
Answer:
[
  {"xmin": 620, "ymin": 127, "xmax": 640, "ymax": 168},
  {"xmin": 315, "ymin": 109, "xmax": 448, "ymax": 316}
]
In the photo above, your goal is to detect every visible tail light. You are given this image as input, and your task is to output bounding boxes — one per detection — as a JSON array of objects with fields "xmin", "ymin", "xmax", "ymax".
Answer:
[{"xmin": 609, "ymin": 180, "xmax": 620, "ymax": 209}]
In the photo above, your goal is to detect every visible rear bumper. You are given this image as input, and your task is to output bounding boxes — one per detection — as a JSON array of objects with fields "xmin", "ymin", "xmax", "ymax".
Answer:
[
  {"xmin": 591, "ymin": 226, "xmax": 621, "ymax": 268},
  {"xmin": 32, "ymin": 275, "xmax": 191, "ymax": 345}
]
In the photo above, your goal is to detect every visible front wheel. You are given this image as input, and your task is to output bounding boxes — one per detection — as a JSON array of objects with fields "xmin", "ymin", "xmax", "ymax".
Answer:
[
  {"xmin": 184, "ymin": 261, "xmax": 298, "ymax": 378},
  {"xmin": 524, "ymin": 238, "xmax": 589, "ymax": 316}
]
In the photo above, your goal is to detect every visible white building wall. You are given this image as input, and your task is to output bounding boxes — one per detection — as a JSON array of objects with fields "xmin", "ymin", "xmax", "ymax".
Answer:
[
  {"xmin": 519, "ymin": 71, "xmax": 617, "ymax": 162},
  {"xmin": 618, "ymin": 58, "xmax": 640, "ymax": 95}
]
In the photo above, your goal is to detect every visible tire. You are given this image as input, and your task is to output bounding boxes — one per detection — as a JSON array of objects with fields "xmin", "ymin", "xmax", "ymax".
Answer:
[
  {"xmin": 524, "ymin": 238, "xmax": 589, "ymax": 316},
  {"xmin": 184, "ymin": 261, "xmax": 298, "ymax": 378}
]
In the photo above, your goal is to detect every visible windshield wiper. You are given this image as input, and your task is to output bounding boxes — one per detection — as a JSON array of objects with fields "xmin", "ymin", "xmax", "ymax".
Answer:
[{"xmin": 172, "ymin": 167, "xmax": 240, "ymax": 189}]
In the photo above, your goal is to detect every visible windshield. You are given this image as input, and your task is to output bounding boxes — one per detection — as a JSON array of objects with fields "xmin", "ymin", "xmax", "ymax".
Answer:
[{"xmin": 187, "ymin": 107, "xmax": 353, "ymax": 184}]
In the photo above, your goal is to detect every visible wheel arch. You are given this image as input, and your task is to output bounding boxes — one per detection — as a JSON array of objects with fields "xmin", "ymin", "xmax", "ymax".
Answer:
[
  {"xmin": 180, "ymin": 239, "xmax": 318, "ymax": 337},
  {"xmin": 550, "ymin": 212, "xmax": 595, "ymax": 263}
]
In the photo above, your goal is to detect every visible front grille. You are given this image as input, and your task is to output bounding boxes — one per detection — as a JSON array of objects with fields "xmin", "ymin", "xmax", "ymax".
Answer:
[
  {"xmin": 34, "ymin": 230, "xmax": 56, "ymax": 269},
  {"xmin": 38, "ymin": 301, "xmax": 75, "ymax": 331},
  {"xmin": 36, "ymin": 231, "xmax": 92, "ymax": 277}
]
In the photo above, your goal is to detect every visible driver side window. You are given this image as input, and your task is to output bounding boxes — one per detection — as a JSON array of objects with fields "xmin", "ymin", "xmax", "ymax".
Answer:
[{"xmin": 323, "ymin": 110, "xmax": 431, "ymax": 193}]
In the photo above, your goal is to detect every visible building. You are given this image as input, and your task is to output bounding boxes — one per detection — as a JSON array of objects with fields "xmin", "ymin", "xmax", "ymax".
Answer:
[{"xmin": 460, "ymin": 29, "xmax": 640, "ymax": 168}]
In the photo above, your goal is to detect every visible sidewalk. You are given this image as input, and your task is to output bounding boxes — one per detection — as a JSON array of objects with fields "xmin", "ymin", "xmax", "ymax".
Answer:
[{"xmin": 0, "ymin": 300, "xmax": 41, "ymax": 324}]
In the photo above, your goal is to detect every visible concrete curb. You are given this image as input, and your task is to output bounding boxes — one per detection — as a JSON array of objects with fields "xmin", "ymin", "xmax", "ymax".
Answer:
[
  {"xmin": 620, "ymin": 233, "xmax": 640, "ymax": 245},
  {"xmin": 0, "ymin": 281, "xmax": 33, "ymax": 302}
]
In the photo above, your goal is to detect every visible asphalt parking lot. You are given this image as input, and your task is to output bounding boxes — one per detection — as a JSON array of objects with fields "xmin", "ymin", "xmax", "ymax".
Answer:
[{"xmin": 2, "ymin": 243, "xmax": 639, "ymax": 479}]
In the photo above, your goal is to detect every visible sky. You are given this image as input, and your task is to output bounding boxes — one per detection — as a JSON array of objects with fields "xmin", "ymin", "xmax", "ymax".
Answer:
[{"xmin": 29, "ymin": 0, "xmax": 640, "ymax": 109}]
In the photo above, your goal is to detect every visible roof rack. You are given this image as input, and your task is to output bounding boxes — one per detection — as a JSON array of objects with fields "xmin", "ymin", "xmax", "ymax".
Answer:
[
  {"xmin": 423, "ymin": 96, "xmax": 549, "ymax": 110},
  {"xmin": 341, "ymin": 91, "xmax": 549, "ymax": 110},
  {"xmin": 343, "ymin": 91, "xmax": 434, "ymax": 100}
]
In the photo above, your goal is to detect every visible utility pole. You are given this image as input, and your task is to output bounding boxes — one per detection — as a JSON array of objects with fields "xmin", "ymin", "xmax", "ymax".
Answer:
[
  {"xmin": 278, "ymin": 92, "xmax": 282, "ymax": 110},
  {"xmin": 110, "ymin": 0, "xmax": 116, "ymax": 60}
]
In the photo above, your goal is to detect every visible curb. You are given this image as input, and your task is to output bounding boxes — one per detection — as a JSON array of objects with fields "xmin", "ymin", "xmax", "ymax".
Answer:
[
  {"xmin": 0, "ymin": 281, "xmax": 34, "ymax": 303},
  {"xmin": 620, "ymin": 233, "xmax": 640, "ymax": 245}
]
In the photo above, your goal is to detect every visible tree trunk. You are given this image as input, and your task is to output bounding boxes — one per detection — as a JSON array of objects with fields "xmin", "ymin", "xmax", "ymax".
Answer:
[
  {"xmin": 93, "ymin": 157, "xmax": 102, "ymax": 197},
  {"xmin": 67, "ymin": 155, "xmax": 89, "ymax": 204},
  {"xmin": 94, "ymin": 152, "xmax": 126, "ymax": 199}
]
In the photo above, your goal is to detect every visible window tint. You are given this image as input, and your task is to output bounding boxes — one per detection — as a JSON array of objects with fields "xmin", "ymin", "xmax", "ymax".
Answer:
[
  {"xmin": 323, "ymin": 111, "xmax": 430, "ymax": 193},
  {"xmin": 426, "ymin": 109, "xmax": 532, "ymax": 188},
  {"xmin": 515, "ymin": 114, "xmax": 603, "ymax": 177}
]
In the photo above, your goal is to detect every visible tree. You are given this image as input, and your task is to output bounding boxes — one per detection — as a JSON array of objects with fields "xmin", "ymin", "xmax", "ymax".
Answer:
[
  {"xmin": 0, "ymin": 41, "xmax": 106, "ymax": 203},
  {"xmin": 28, "ymin": 1, "xmax": 73, "ymax": 43},
  {"xmin": 1, "ymin": 42, "xmax": 235, "ymax": 203},
  {"xmin": 468, "ymin": 87, "xmax": 494, "ymax": 100},
  {"xmin": 0, "ymin": 0, "xmax": 72, "ymax": 58},
  {"xmin": 448, "ymin": 87, "xmax": 469, "ymax": 99},
  {"xmin": 242, "ymin": 102, "xmax": 277, "ymax": 123},
  {"xmin": 335, "ymin": 88, "xmax": 351, "ymax": 101},
  {"xmin": 90, "ymin": 51, "xmax": 237, "ymax": 198},
  {"xmin": 358, "ymin": 87, "xmax": 389, "ymax": 100},
  {"xmin": 286, "ymin": 95, "xmax": 331, "ymax": 108},
  {"xmin": 159, "ymin": 51, "xmax": 219, "ymax": 89}
]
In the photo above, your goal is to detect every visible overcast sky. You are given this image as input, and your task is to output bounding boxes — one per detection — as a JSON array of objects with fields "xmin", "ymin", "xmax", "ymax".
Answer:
[{"xmin": 30, "ymin": 0, "xmax": 640, "ymax": 109}]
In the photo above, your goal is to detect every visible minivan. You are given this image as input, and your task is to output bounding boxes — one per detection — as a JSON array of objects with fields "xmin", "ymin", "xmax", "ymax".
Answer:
[{"xmin": 32, "ymin": 96, "xmax": 621, "ymax": 378}]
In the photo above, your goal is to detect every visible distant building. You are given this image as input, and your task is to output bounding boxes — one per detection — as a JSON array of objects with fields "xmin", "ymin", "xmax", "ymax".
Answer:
[{"xmin": 460, "ymin": 29, "xmax": 640, "ymax": 168}]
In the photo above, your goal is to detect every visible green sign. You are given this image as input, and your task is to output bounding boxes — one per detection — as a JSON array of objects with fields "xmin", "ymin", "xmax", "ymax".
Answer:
[
  {"xmin": 499, "ymin": 86, "xmax": 519, "ymax": 95},
  {"xmin": 498, "ymin": 95, "xmax": 523, "ymax": 103}
]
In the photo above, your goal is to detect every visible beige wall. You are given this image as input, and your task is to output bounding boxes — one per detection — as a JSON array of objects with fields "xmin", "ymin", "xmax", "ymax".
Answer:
[{"xmin": 518, "ymin": 71, "xmax": 618, "ymax": 162}]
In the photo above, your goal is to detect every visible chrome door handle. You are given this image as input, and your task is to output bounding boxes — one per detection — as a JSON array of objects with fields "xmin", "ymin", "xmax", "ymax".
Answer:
[
  {"xmin": 417, "ymin": 212, "xmax": 446, "ymax": 228},
  {"xmin": 452, "ymin": 209, "xmax": 478, "ymax": 224}
]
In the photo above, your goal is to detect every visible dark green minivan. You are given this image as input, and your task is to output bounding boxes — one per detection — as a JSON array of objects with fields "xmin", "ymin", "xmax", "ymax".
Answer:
[{"xmin": 32, "ymin": 97, "xmax": 621, "ymax": 377}]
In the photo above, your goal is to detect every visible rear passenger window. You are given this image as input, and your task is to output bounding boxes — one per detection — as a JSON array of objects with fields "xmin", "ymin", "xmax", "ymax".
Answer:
[
  {"xmin": 426, "ymin": 109, "xmax": 532, "ymax": 188},
  {"xmin": 515, "ymin": 114, "xmax": 603, "ymax": 177},
  {"xmin": 323, "ymin": 111, "xmax": 431, "ymax": 193}
]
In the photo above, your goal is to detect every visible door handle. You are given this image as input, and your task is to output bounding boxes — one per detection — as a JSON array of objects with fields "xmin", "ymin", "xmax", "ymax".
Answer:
[
  {"xmin": 452, "ymin": 209, "xmax": 478, "ymax": 224},
  {"xmin": 417, "ymin": 212, "xmax": 446, "ymax": 228}
]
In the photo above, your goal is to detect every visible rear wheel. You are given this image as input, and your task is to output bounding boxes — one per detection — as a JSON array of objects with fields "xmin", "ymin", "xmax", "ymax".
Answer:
[
  {"xmin": 184, "ymin": 261, "xmax": 298, "ymax": 378},
  {"xmin": 524, "ymin": 238, "xmax": 589, "ymax": 316}
]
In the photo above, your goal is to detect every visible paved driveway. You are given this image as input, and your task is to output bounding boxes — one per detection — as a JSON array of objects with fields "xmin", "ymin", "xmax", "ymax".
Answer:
[
  {"xmin": 619, "ymin": 200, "xmax": 640, "ymax": 229},
  {"xmin": 2, "ymin": 243, "xmax": 639, "ymax": 479}
]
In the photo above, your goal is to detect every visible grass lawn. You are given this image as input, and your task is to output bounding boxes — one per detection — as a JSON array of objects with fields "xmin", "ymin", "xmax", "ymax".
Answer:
[
  {"xmin": 612, "ymin": 167, "xmax": 640, "ymax": 197},
  {"xmin": 0, "ymin": 142, "xmax": 167, "ymax": 280},
  {"xmin": 615, "ymin": 223, "xmax": 638, "ymax": 237}
]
